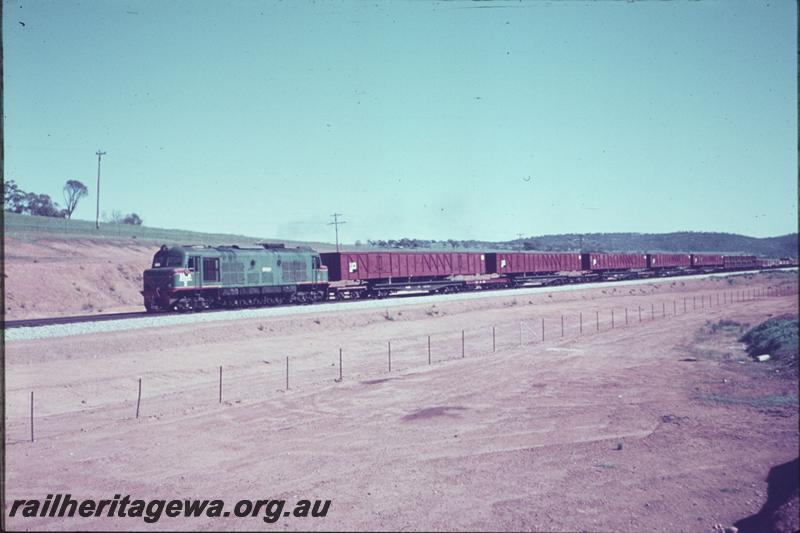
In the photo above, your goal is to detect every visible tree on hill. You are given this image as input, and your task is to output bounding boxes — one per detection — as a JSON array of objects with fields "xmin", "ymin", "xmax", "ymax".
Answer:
[
  {"xmin": 24, "ymin": 193, "xmax": 64, "ymax": 217},
  {"xmin": 62, "ymin": 180, "xmax": 88, "ymax": 219},
  {"xmin": 122, "ymin": 213, "xmax": 143, "ymax": 225},
  {"xmin": 4, "ymin": 180, "xmax": 26, "ymax": 213},
  {"xmin": 103, "ymin": 210, "xmax": 143, "ymax": 225}
]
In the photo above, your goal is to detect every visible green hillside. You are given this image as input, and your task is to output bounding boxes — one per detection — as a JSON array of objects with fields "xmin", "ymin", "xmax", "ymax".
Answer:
[{"xmin": 4, "ymin": 212, "xmax": 797, "ymax": 258}]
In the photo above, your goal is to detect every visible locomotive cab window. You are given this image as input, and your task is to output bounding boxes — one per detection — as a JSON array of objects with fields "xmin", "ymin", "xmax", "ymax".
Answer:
[
  {"xmin": 188, "ymin": 256, "xmax": 199, "ymax": 272},
  {"xmin": 153, "ymin": 251, "xmax": 184, "ymax": 268},
  {"xmin": 202, "ymin": 258, "xmax": 220, "ymax": 282}
]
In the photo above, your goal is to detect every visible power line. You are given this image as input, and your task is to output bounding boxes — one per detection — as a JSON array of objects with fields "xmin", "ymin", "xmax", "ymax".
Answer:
[
  {"xmin": 327, "ymin": 213, "xmax": 346, "ymax": 252},
  {"xmin": 95, "ymin": 150, "xmax": 106, "ymax": 229}
]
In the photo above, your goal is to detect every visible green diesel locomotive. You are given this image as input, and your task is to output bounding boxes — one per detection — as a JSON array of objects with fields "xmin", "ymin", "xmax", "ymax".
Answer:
[{"xmin": 142, "ymin": 244, "xmax": 329, "ymax": 312}]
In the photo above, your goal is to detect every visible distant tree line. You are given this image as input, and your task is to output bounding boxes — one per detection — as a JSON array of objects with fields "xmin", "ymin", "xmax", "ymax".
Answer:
[
  {"xmin": 364, "ymin": 238, "xmax": 487, "ymax": 249},
  {"xmin": 360, "ymin": 231, "xmax": 797, "ymax": 258},
  {"xmin": 103, "ymin": 209, "xmax": 143, "ymax": 226},
  {"xmin": 4, "ymin": 179, "xmax": 143, "ymax": 225}
]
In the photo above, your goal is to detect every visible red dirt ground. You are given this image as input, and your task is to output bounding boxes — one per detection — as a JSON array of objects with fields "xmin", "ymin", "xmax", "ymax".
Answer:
[{"xmin": 4, "ymin": 273, "xmax": 798, "ymax": 531}]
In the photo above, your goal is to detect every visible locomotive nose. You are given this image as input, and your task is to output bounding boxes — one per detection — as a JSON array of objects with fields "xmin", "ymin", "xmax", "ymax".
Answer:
[{"xmin": 142, "ymin": 268, "xmax": 174, "ymax": 311}]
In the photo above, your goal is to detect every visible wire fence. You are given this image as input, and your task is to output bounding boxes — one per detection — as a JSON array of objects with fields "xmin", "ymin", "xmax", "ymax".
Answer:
[{"xmin": 10, "ymin": 283, "xmax": 798, "ymax": 444}]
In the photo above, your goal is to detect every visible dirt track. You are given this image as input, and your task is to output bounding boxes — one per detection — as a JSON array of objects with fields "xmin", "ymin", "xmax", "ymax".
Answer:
[{"xmin": 4, "ymin": 272, "xmax": 799, "ymax": 531}]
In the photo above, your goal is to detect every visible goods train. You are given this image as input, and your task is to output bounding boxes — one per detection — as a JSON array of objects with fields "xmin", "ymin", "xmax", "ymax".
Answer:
[{"xmin": 141, "ymin": 244, "xmax": 797, "ymax": 312}]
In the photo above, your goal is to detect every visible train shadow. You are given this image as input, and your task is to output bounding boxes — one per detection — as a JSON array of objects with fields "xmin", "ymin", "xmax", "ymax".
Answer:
[{"xmin": 734, "ymin": 457, "xmax": 799, "ymax": 533}]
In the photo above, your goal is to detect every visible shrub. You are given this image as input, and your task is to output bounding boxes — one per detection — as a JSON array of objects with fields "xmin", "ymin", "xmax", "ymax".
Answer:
[{"xmin": 740, "ymin": 315, "xmax": 799, "ymax": 374}]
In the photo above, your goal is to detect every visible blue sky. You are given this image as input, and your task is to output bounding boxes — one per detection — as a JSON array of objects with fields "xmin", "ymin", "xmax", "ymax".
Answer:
[{"xmin": 4, "ymin": 0, "xmax": 797, "ymax": 243}]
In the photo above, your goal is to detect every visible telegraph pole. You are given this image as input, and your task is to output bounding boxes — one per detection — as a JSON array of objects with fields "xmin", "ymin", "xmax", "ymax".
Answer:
[
  {"xmin": 95, "ymin": 150, "xmax": 106, "ymax": 229},
  {"xmin": 328, "ymin": 213, "xmax": 346, "ymax": 252}
]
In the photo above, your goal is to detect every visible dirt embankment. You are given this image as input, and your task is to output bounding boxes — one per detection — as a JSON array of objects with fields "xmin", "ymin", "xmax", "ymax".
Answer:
[{"xmin": 4, "ymin": 237, "xmax": 154, "ymax": 319}]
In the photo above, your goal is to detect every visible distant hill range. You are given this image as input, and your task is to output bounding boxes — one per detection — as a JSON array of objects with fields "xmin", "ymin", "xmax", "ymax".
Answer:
[
  {"xmin": 505, "ymin": 232, "xmax": 798, "ymax": 258},
  {"xmin": 367, "ymin": 232, "xmax": 798, "ymax": 258},
  {"xmin": 4, "ymin": 213, "xmax": 796, "ymax": 258}
]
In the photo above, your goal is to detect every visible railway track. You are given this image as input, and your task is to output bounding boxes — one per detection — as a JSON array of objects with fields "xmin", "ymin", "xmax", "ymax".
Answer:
[
  {"xmin": 4, "ymin": 312, "xmax": 152, "ymax": 329},
  {"xmin": 5, "ymin": 267, "xmax": 794, "ymax": 331},
  {"xmin": 2, "ymin": 292, "xmax": 427, "ymax": 330}
]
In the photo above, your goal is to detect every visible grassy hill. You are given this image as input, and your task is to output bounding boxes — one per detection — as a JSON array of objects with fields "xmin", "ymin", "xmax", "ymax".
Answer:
[
  {"xmin": 3, "ymin": 212, "xmax": 338, "ymax": 251},
  {"xmin": 4, "ymin": 213, "xmax": 797, "ymax": 257}
]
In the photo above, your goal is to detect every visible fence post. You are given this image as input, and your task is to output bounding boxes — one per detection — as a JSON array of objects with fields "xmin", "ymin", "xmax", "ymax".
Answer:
[
  {"xmin": 492, "ymin": 326, "xmax": 496, "ymax": 353},
  {"xmin": 286, "ymin": 356, "xmax": 289, "ymax": 391},
  {"xmin": 541, "ymin": 318, "xmax": 545, "ymax": 342},
  {"xmin": 339, "ymin": 348, "xmax": 343, "ymax": 381},
  {"xmin": 651, "ymin": 303, "xmax": 654, "ymax": 320},
  {"xmin": 673, "ymin": 300, "xmax": 676, "ymax": 315},
  {"xmin": 561, "ymin": 316, "xmax": 564, "ymax": 338},
  {"xmin": 580, "ymin": 312, "xmax": 583, "ymax": 333},
  {"xmin": 596, "ymin": 311, "xmax": 599, "ymax": 331},
  {"xmin": 519, "ymin": 322, "xmax": 523, "ymax": 346},
  {"xmin": 136, "ymin": 378, "xmax": 142, "ymax": 419},
  {"xmin": 388, "ymin": 341, "xmax": 392, "ymax": 372},
  {"xmin": 611, "ymin": 309, "xmax": 614, "ymax": 329},
  {"xmin": 219, "ymin": 366, "xmax": 222, "ymax": 403},
  {"xmin": 461, "ymin": 330, "xmax": 465, "ymax": 358},
  {"xmin": 625, "ymin": 308, "xmax": 628, "ymax": 325},
  {"xmin": 638, "ymin": 306, "xmax": 642, "ymax": 322},
  {"xmin": 428, "ymin": 335, "xmax": 431, "ymax": 364},
  {"xmin": 30, "ymin": 391, "xmax": 34, "ymax": 443},
  {"xmin": 662, "ymin": 302, "xmax": 665, "ymax": 317},
  {"xmin": 717, "ymin": 293, "xmax": 720, "ymax": 306}
]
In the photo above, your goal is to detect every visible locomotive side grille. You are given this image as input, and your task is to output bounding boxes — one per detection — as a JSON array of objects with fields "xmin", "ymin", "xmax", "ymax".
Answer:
[
  {"xmin": 221, "ymin": 260, "xmax": 245, "ymax": 285},
  {"xmin": 222, "ymin": 272, "xmax": 245, "ymax": 285},
  {"xmin": 282, "ymin": 260, "xmax": 308, "ymax": 282}
]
